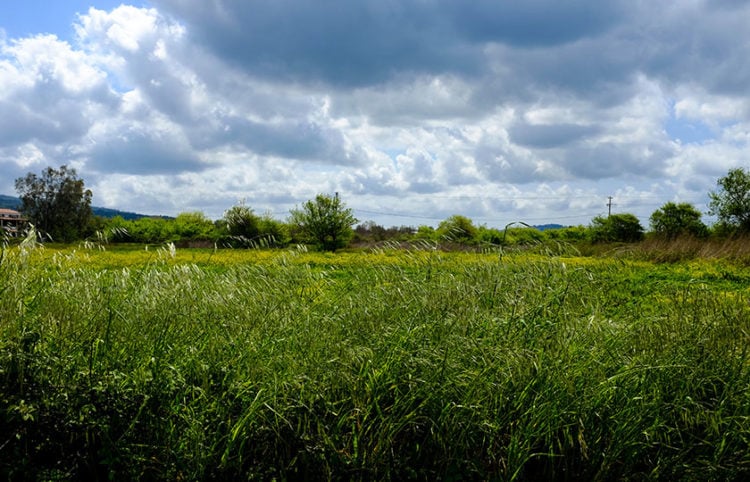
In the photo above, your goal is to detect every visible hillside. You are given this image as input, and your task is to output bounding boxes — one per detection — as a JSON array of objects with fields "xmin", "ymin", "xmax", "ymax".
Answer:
[
  {"xmin": 534, "ymin": 223, "xmax": 565, "ymax": 231},
  {"xmin": 0, "ymin": 194, "xmax": 152, "ymax": 220},
  {"xmin": 0, "ymin": 194, "xmax": 21, "ymax": 210}
]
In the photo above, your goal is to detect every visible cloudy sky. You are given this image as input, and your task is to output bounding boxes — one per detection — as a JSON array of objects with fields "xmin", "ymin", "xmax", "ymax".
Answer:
[{"xmin": 1, "ymin": 1, "xmax": 749, "ymax": 227}]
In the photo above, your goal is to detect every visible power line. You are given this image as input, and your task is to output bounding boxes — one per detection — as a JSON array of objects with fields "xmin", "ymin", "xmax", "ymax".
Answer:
[
  {"xmin": 386, "ymin": 193, "xmax": 676, "ymax": 201},
  {"xmin": 352, "ymin": 207, "xmax": 604, "ymax": 225},
  {"xmin": 353, "ymin": 208, "xmax": 444, "ymax": 220}
]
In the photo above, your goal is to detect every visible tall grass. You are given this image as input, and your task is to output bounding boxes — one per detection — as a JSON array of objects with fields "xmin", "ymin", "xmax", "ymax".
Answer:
[
  {"xmin": 623, "ymin": 234, "xmax": 750, "ymax": 264},
  {"xmin": 1, "ymin": 241, "xmax": 749, "ymax": 480}
]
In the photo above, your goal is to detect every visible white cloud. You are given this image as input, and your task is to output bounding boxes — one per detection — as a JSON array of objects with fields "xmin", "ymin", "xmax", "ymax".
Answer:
[
  {"xmin": 673, "ymin": 91, "xmax": 747, "ymax": 126},
  {"xmin": 1, "ymin": 1, "xmax": 749, "ymax": 227},
  {"xmin": 3, "ymin": 34, "xmax": 105, "ymax": 92}
]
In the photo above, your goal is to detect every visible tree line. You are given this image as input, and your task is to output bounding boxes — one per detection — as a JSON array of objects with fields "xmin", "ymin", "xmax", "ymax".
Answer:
[{"xmin": 9, "ymin": 165, "xmax": 750, "ymax": 250}]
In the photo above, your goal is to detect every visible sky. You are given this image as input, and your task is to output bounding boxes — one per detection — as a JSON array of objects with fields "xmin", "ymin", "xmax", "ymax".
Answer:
[{"xmin": 1, "ymin": 1, "xmax": 749, "ymax": 228}]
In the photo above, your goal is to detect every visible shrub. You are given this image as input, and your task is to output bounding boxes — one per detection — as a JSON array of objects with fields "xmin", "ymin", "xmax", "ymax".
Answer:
[{"xmin": 590, "ymin": 213, "xmax": 644, "ymax": 243}]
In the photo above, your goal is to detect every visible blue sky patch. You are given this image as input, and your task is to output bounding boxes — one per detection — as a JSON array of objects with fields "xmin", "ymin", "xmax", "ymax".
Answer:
[{"xmin": 665, "ymin": 116, "xmax": 715, "ymax": 145}]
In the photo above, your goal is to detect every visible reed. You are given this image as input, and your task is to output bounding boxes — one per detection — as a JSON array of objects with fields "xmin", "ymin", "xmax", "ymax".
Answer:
[{"xmin": 1, "ymin": 242, "xmax": 749, "ymax": 480}]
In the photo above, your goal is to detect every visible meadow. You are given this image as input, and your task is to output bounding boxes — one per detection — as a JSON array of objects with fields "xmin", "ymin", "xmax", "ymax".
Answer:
[{"xmin": 2, "ymin": 238, "xmax": 750, "ymax": 480}]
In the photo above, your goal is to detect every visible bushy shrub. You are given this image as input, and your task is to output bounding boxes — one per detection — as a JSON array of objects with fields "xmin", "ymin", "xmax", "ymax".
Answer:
[
  {"xmin": 436, "ymin": 215, "xmax": 477, "ymax": 243},
  {"xmin": 543, "ymin": 225, "xmax": 589, "ymax": 242},
  {"xmin": 649, "ymin": 202, "xmax": 708, "ymax": 239},
  {"xmin": 590, "ymin": 214, "xmax": 644, "ymax": 243}
]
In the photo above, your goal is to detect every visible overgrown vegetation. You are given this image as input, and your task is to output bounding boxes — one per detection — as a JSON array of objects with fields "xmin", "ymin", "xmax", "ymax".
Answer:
[
  {"xmin": 2, "ymin": 236, "xmax": 750, "ymax": 480},
  {"xmin": 8, "ymin": 166, "xmax": 750, "ymax": 252}
]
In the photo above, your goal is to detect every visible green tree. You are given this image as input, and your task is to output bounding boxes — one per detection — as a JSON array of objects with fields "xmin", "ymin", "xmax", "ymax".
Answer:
[
  {"xmin": 502, "ymin": 226, "xmax": 544, "ymax": 245},
  {"xmin": 414, "ymin": 225, "xmax": 436, "ymax": 240},
  {"xmin": 257, "ymin": 212, "xmax": 290, "ymax": 247},
  {"xmin": 14, "ymin": 165, "xmax": 93, "ymax": 242},
  {"xmin": 289, "ymin": 193, "xmax": 358, "ymax": 251},
  {"xmin": 436, "ymin": 215, "xmax": 477, "ymax": 244},
  {"xmin": 103, "ymin": 215, "xmax": 131, "ymax": 242},
  {"xmin": 708, "ymin": 167, "xmax": 750, "ymax": 233},
  {"xmin": 173, "ymin": 212, "xmax": 217, "ymax": 241},
  {"xmin": 649, "ymin": 202, "xmax": 708, "ymax": 239},
  {"xmin": 475, "ymin": 225, "xmax": 503, "ymax": 245},
  {"xmin": 543, "ymin": 225, "xmax": 588, "ymax": 242},
  {"xmin": 222, "ymin": 201, "xmax": 260, "ymax": 240},
  {"xmin": 590, "ymin": 213, "xmax": 644, "ymax": 243},
  {"xmin": 128, "ymin": 217, "xmax": 173, "ymax": 243}
]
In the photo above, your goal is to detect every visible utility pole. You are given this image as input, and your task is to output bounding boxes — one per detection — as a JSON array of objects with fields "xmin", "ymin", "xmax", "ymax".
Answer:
[{"xmin": 607, "ymin": 196, "xmax": 613, "ymax": 217}]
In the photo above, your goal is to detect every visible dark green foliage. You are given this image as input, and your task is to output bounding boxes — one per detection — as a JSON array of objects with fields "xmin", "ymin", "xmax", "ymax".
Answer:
[
  {"xmin": 414, "ymin": 225, "xmax": 436, "ymax": 240},
  {"xmin": 503, "ymin": 226, "xmax": 544, "ymax": 245},
  {"xmin": 708, "ymin": 167, "xmax": 750, "ymax": 234},
  {"xmin": 222, "ymin": 201, "xmax": 260, "ymax": 240},
  {"xmin": 650, "ymin": 202, "xmax": 708, "ymax": 239},
  {"xmin": 476, "ymin": 225, "xmax": 504, "ymax": 244},
  {"xmin": 590, "ymin": 213, "xmax": 645, "ymax": 242},
  {"xmin": 14, "ymin": 165, "xmax": 93, "ymax": 242},
  {"xmin": 221, "ymin": 204, "xmax": 291, "ymax": 247},
  {"xmin": 289, "ymin": 193, "xmax": 358, "ymax": 251},
  {"xmin": 543, "ymin": 225, "xmax": 589, "ymax": 242},
  {"xmin": 256, "ymin": 213, "xmax": 290, "ymax": 247}
]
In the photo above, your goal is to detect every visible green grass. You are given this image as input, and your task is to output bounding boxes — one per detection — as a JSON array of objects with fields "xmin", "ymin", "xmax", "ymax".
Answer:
[{"xmin": 2, "ymin": 240, "xmax": 750, "ymax": 480}]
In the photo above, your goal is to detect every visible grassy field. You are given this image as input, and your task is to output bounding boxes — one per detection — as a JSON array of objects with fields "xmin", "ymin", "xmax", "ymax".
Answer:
[{"xmin": 2, "ymin": 239, "xmax": 750, "ymax": 480}]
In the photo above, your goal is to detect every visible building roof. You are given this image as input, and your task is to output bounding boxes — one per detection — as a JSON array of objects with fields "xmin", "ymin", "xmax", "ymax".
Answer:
[{"xmin": 0, "ymin": 208, "xmax": 24, "ymax": 218}]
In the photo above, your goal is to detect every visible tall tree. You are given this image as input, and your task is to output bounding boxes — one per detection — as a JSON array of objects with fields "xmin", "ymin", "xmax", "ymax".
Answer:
[
  {"xmin": 708, "ymin": 167, "xmax": 750, "ymax": 233},
  {"xmin": 649, "ymin": 202, "xmax": 708, "ymax": 239},
  {"xmin": 289, "ymin": 193, "xmax": 358, "ymax": 251},
  {"xmin": 15, "ymin": 165, "xmax": 93, "ymax": 242}
]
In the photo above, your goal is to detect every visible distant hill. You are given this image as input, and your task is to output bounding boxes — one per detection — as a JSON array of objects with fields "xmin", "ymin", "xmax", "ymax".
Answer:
[
  {"xmin": 534, "ymin": 223, "xmax": 565, "ymax": 231},
  {"xmin": 0, "ymin": 194, "xmax": 21, "ymax": 210},
  {"xmin": 90, "ymin": 206, "xmax": 159, "ymax": 220},
  {"xmin": 0, "ymin": 194, "xmax": 153, "ymax": 220}
]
